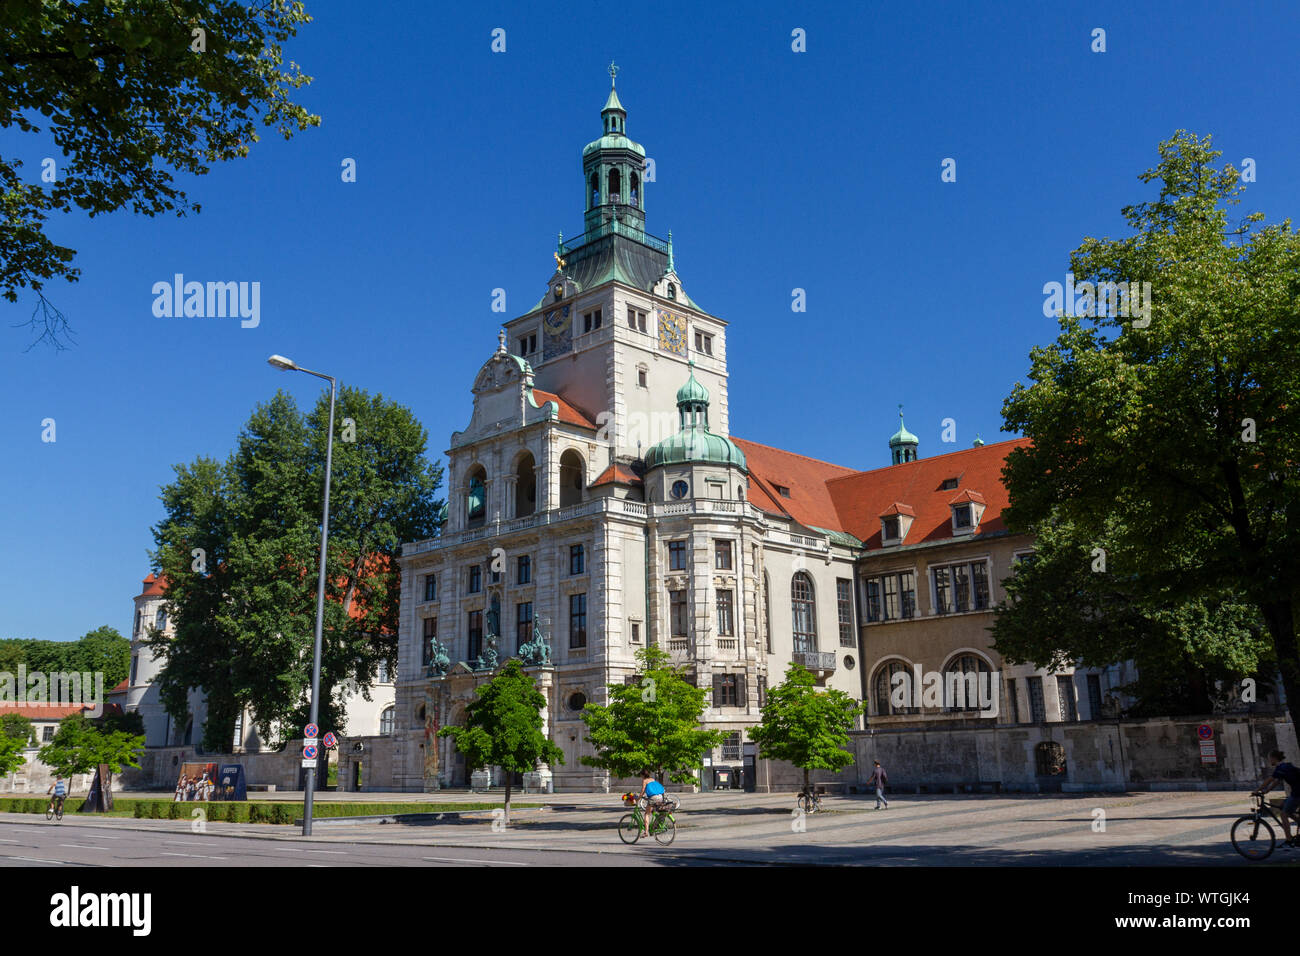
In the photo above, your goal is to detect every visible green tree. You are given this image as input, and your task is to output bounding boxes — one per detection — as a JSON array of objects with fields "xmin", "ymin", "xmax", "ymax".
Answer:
[
  {"xmin": 581, "ymin": 646, "xmax": 727, "ymax": 786},
  {"xmin": 1001, "ymin": 131, "xmax": 1300, "ymax": 728},
  {"xmin": 150, "ymin": 387, "xmax": 443, "ymax": 751},
  {"xmin": 66, "ymin": 626, "xmax": 130, "ymax": 690},
  {"xmin": 747, "ymin": 663, "xmax": 863, "ymax": 794},
  {"xmin": 0, "ymin": 714, "xmax": 34, "ymax": 776},
  {"xmin": 38, "ymin": 712, "xmax": 144, "ymax": 809},
  {"xmin": 2, "ymin": 0, "xmax": 320, "ymax": 348},
  {"xmin": 991, "ymin": 517, "xmax": 1273, "ymax": 715},
  {"xmin": 437, "ymin": 659, "xmax": 564, "ymax": 827}
]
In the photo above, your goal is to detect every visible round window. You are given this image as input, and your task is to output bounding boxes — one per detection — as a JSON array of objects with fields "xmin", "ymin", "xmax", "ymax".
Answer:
[
  {"xmin": 671, "ymin": 480, "xmax": 689, "ymax": 499},
  {"xmin": 568, "ymin": 692, "xmax": 587, "ymax": 712},
  {"xmin": 844, "ymin": 656, "xmax": 856, "ymax": 670}
]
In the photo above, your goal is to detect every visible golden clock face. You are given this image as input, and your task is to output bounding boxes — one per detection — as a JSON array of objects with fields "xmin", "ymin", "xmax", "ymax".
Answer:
[
  {"xmin": 544, "ymin": 308, "xmax": 570, "ymax": 335},
  {"xmin": 657, "ymin": 309, "xmax": 686, "ymax": 355}
]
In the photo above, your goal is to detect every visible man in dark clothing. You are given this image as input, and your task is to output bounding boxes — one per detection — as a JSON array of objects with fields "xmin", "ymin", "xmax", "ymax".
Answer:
[
  {"xmin": 1253, "ymin": 749, "xmax": 1300, "ymax": 847},
  {"xmin": 868, "ymin": 760, "xmax": 888, "ymax": 810}
]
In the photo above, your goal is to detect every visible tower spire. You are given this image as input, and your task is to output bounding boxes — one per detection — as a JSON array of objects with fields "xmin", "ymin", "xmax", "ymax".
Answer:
[{"xmin": 889, "ymin": 404, "xmax": 919, "ymax": 465}]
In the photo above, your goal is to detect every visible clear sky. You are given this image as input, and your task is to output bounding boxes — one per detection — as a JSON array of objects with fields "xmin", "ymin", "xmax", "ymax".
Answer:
[{"xmin": 4, "ymin": 0, "xmax": 1299, "ymax": 642}]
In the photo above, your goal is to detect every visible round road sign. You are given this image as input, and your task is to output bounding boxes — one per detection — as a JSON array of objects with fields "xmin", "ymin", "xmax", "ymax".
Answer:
[
  {"xmin": 322, "ymin": 732, "xmax": 338, "ymax": 749},
  {"xmin": 1197, "ymin": 724, "xmax": 1214, "ymax": 740},
  {"xmin": 303, "ymin": 744, "xmax": 318, "ymax": 760},
  {"xmin": 304, "ymin": 723, "xmax": 319, "ymax": 739}
]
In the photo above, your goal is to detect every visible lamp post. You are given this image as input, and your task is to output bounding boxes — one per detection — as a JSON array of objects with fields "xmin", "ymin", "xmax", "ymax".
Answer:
[{"xmin": 268, "ymin": 354, "xmax": 336, "ymax": 837}]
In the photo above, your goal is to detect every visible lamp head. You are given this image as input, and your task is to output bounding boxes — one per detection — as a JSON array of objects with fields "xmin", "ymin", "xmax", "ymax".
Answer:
[{"xmin": 267, "ymin": 354, "xmax": 298, "ymax": 371}]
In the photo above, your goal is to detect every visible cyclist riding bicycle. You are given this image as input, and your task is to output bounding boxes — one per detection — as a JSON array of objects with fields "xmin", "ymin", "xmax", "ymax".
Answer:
[
  {"xmin": 1253, "ymin": 749, "xmax": 1300, "ymax": 848},
  {"xmin": 639, "ymin": 770, "xmax": 666, "ymax": 837},
  {"xmin": 47, "ymin": 776, "xmax": 68, "ymax": 816}
]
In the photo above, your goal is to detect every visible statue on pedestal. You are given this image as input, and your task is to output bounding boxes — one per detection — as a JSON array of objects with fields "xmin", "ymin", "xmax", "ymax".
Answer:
[
  {"xmin": 518, "ymin": 615, "xmax": 553, "ymax": 667},
  {"xmin": 427, "ymin": 636, "xmax": 450, "ymax": 677}
]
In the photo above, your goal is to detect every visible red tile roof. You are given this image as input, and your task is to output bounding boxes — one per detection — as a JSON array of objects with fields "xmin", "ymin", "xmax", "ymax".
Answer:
[
  {"xmin": 879, "ymin": 502, "xmax": 916, "ymax": 517},
  {"xmin": 138, "ymin": 572, "xmax": 169, "ymax": 597},
  {"xmin": 531, "ymin": 388, "xmax": 596, "ymax": 430},
  {"xmin": 0, "ymin": 703, "xmax": 91, "ymax": 720},
  {"xmin": 825, "ymin": 438, "xmax": 1030, "ymax": 549},
  {"xmin": 591, "ymin": 464, "xmax": 642, "ymax": 487},
  {"xmin": 109, "ymin": 679, "xmax": 128, "ymax": 695},
  {"xmin": 731, "ymin": 438, "xmax": 858, "ymax": 531}
]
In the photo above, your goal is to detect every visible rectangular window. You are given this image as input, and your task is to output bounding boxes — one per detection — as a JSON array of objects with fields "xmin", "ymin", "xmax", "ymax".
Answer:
[
  {"xmin": 865, "ymin": 578, "xmax": 881, "ymax": 622},
  {"xmin": 637, "ymin": 368, "xmax": 647, "ymax": 388},
  {"xmin": 722, "ymin": 732, "xmax": 741, "ymax": 760},
  {"xmin": 129, "ymin": 655, "xmax": 138, "ymax": 685},
  {"xmin": 714, "ymin": 673, "xmax": 739, "ymax": 707},
  {"xmin": 43, "ymin": 726, "xmax": 55, "ymax": 742},
  {"xmin": 517, "ymin": 555, "xmax": 531, "ymax": 585},
  {"xmin": 1006, "ymin": 677, "xmax": 1020, "ymax": 723},
  {"xmin": 900, "ymin": 571, "xmax": 916, "ymax": 619},
  {"xmin": 714, "ymin": 540, "xmax": 733, "ymax": 570},
  {"xmin": 583, "ymin": 309, "xmax": 603, "ymax": 333},
  {"xmin": 1028, "ymin": 676, "xmax": 1046, "ymax": 723},
  {"xmin": 570, "ymin": 543, "xmax": 585, "ymax": 575},
  {"xmin": 953, "ymin": 504, "xmax": 972, "ymax": 529},
  {"xmin": 468, "ymin": 564, "xmax": 482, "ymax": 594},
  {"xmin": 631, "ymin": 622, "xmax": 641, "ymax": 643},
  {"xmin": 627, "ymin": 307, "xmax": 648, "ymax": 332},
  {"xmin": 377, "ymin": 661, "xmax": 390, "ymax": 683},
  {"xmin": 517, "ymin": 333, "xmax": 537, "ymax": 356},
  {"xmin": 669, "ymin": 589, "xmax": 688, "ymax": 636},
  {"xmin": 668, "ymin": 540, "xmax": 688, "ymax": 571},
  {"xmin": 836, "ymin": 579, "xmax": 855, "ymax": 646},
  {"xmin": 717, "ymin": 589, "xmax": 734, "ymax": 636},
  {"xmin": 882, "ymin": 574, "xmax": 900, "ymax": 620},
  {"xmin": 694, "ymin": 331, "xmax": 713, "ymax": 355},
  {"xmin": 423, "ymin": 573, "xmax": 437, "ymax": 602},
  {"xmin": 516, "ymin": 601, "xmax": 533, "ymax": 652},
  {"xmin": 882, "ymin": 516, "xmax": 900, "ymax": 541},
  {"xmin": 1056, "ymin": 675, "xmax": 1077, "ymax": 721},
  {"xmin": 467, "ymin": 610, "xmax": 483, "ymax": 661},
  {"xmin": 569, "ymin": 593, "xmax": 587, "ymax": 649},
  {"xmin": 931, "ymin": 560, "xmax": 989, "ymax": 614},
  {"xmin": 758, "ymin": 676, "xmax": 767, "ymax": 708},
  {"xmin": 422, "ymin": 617, "xmax": 437, "ymax": 666},
  {"xmin": 1087, "ymin": 673, "xmax": 1103, "ymax": 719},
  {"xmin": 940, "ymin": 478, "xmax": 958, "ymax": 491}
]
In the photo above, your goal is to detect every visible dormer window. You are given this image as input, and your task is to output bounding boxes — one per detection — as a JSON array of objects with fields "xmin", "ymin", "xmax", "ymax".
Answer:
[
  {"xmin": 882, "ymin": 516, "xmax": 900, "ymax": 541},
  {"xmin": 953, "ymin": 504, "xmax": 972, "ymax": 529},
  {"xmin": 879, "ymin": 503, "xmax": 915, "ymax": 545},
  {"xmin": 775, "ymin": 484, "xmax": 791, "ymax": 498},
  {"xmin": 941, "ymin": 478, "xmax": 958, "ymax": 491},
  {"xmin": 948, "ymin": 490, "xmax": 986, "ymax": 535}
]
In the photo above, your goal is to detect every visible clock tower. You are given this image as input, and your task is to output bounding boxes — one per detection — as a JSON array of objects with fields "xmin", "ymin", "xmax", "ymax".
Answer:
[{"xmin": 502, "ymin": 68, "xmax": 731, "ymax": 473}]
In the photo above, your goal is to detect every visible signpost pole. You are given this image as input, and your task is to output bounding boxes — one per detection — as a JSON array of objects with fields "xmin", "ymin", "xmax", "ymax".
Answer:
[{"xmin": 303, "ymin": 376, "xmax": 336, "ymax": 837}]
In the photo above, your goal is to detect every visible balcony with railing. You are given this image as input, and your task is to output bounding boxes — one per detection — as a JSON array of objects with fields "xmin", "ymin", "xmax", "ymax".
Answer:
[{"xmin": 792, "ymin": 651, "xmax": 837, "ymax": 674}]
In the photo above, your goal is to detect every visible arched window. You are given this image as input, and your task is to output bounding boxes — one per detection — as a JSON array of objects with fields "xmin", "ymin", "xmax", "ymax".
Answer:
[
  {"xmin": 380, "ymin": 707, "xmax": 395, "ymax": 736},
  {"xmin": 559, "ymin": 449, "xmax": 585, "ymax": 507},
  {"xmin": 943, "ymin": 654, "xmax": 992, "ymax": 712},
  {"xmin": 515, "ymin": 452, "xmax": 536, "ymax": 517},
  {"xmin": 134, "ymin": 610, "xmax": 141, "ymax": 637},
  {"xmin": 155, "ymin": 608, "xmax": 167, "ymax": 630},
  {"xmin": 630, "ymin": 172, "xmax": 640, "ymax": 207},
  {"xmin": 608, "ymin": 168, "xmax": 622, "ymax": 204},
  {"xmin": 872, "ymin": 660, "xmax": 917, "ymax": 716},
  {"xmin": 590, "ymin": 172, "xmax": 599, "ymax": 209},
  {"xmin": 667, "ymin": 282, "xmax": 676, "ymax": 300},
  {"xmin": 791, "ymin": 572, "xmax": 816, "ymax": 654},
  {"xmin": 466, "ymin": 465, "xmax": 487, "ymax": 528}
]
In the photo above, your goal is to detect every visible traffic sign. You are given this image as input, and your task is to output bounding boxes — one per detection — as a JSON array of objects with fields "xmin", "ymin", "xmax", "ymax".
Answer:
[
  {"xmin": 1200, "ymin": 741, "xmax": 1218, "ymax": 764},
  {"xmin": 301, "ymin": 758, "xmax": 317, "ymax": 769},
  {"xmin": 1197, "ymin": 724, "xmax": 1214, "ymax": 740},
  {"xmin": 304, "ymin": 723, "xmax": 319, "ymax": 739},
  {"xmin": 322, "ymin": 732, "xmax": 338, "ymax": 749},
  {"xmin": 303, "ymin": 744, "xmax": 318, "ymax": 760}
]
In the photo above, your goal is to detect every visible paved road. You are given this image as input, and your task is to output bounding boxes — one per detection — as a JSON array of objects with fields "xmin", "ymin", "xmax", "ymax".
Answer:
[{"xmin": 0, "ymin": 791, "xmax": 1277, "ymax": 866}]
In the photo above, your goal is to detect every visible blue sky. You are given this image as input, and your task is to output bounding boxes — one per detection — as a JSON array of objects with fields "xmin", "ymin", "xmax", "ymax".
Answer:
[{"xmin": 5, "ymin": 0, "xmax": 1299, "ymax": 642}]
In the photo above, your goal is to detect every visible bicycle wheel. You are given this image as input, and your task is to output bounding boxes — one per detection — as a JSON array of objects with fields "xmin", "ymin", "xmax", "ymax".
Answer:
[
  {"xmin": 654, "ymin": 814, "xmax": 676, "ymax": 846},
  {"xmin": 55, "ymin": 804, "xmax": 64, "ymax": 821},
  {"xmin": 797, "ymin": 794, "xmax": 812, "ymax": 814},
  {"xmin": 45, "ymin": 808, "xmax": 53, "ymax": 821},
  {"xmin": 1231, "ymin": 814, "xmax": 1275, "ymax": 861},
  {"xmin": 618, "ymin": 812, "xmax": 641, "ymax": 844}
]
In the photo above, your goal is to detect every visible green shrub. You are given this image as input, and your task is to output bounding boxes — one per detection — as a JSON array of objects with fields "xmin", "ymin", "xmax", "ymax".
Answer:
[
  {"xmin": 270, "ymin": 803, "xmax": 292, "ymax": 825},
  {"xmin": 248, "ymin": 802, "xmax": 264, "ymax": 823},
  {"xmin": 168, "ymin": 801, "xmax": 185, "ymax": 820},
  {"xmin": 133, "ymin": 802, "xmax": 146, "ymax": 818},
  {"xmin": 206, "ymin": 803, "xmax": 224, "ymax": 822},
  {"xmin": 149, "ymin": 801, "xmax": 164, "ymax": 819}
]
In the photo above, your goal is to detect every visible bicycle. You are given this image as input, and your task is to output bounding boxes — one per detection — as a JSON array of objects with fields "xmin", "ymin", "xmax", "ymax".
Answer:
[
  {"xmin": 617, "ymin": 794, "xmax": 678, "ymax": 846},
  {"xmin": 1230, "ymin": 792, "xmax": 1298, "ymax": 861},
  {"xmin": 796, "ymin": 786, "xmax": 823, "ymax": 814},
  {"xmin": 45, "ymin": 795, "xmax": 65, "ymax": 823}
]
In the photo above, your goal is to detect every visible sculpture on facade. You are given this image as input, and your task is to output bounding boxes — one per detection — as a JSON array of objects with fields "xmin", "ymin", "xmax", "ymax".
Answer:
[
  {"xmin": 427, "ymin": 636, "xmax": 450, "ymax": 677},
  {"xmin": 518, "ymin": 614, "xmax": 553, "ymax": 666}
]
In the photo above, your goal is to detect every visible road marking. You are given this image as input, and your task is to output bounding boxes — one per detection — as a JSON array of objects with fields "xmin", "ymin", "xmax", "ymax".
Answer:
[
  {"xmin": 304, "ymin": 849, "xmax": 347, "ymax": 854},
  {"xmin": 159, "ymin": 851, "xmax": 228, "ymax": 860},
  {"xmin": 1, "ymin": 855, "xmax": 75, "ymax": 865},
  {"xmin": 163, "ymin": 840, "xmax": 224, "ymax": 846},
  {"xmin": 421, "ymin": 856, "xmax": 527, "ymax": 866},
  {"xmin": 0, "ymin": 839, "xmax": 23, "ymax": 843},
  {"xmin": 58, "ymin": 844, "xmax": 108, "ymax": 850}
]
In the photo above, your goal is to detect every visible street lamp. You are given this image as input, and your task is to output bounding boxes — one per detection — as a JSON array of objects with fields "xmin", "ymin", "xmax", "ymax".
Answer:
[{"xmin": 267, "ymin": 353, "xmax": 336, "ymax": 837}]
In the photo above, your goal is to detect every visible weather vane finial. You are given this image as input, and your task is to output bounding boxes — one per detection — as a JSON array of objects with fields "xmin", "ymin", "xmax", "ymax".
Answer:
[{"xmin": 608, "ymin": 60, "xmax": 619, "ymax": 86}]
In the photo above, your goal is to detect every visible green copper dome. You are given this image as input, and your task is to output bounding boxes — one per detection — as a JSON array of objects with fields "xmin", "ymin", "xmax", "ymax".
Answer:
[
  {"xmin": 889, "ymin": 409, "xmax": 919, "ymax": 447},
  {"xmin": 645, "ymin": 363, "xmax": 747, "ymax": 471}
]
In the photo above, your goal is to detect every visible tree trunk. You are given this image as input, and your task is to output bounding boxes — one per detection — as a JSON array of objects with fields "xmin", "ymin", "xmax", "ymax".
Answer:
[
  {"xmin": 502, "ymin": 779, "xmax": 511, "ymax": 828},
  {"xmin": 803, "ymin": 768, "xmax": 810, "ymax": 793},
  {"xmin": 1260, "ymin": 599, "xmax": 1300, "ymax": 737}
]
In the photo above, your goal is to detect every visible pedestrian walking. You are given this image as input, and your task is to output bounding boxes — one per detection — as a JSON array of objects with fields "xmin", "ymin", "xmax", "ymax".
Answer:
[{"xmin": 868, "ymin": 760, "xmax": 889, "ymax": 809}]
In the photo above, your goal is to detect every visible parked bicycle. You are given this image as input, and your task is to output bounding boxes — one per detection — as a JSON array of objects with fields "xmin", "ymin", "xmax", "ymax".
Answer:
[
  {"xmin": 618, "ymin": 793, "xmax": 678, "ymax": 846},
  {"xmin": 1230, "ymin": 792, "xmax": 1298, "ymax": 861},
  {"xmin": 796, "ymin": 785, "xmax": 823, "ymax": 814}
]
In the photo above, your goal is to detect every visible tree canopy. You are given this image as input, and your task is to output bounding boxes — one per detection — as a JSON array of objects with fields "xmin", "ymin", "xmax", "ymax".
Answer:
[
  {"xmin": 0, "ymin": 627, "xmax": 130, "ymax": 690},
  {"xmin": 580, "ymin": 646, "xmax": 727, "ymax": 785},
  {"xmin": 0, "ymin": 714, "xmax": 35, "ymax": 776},
  {"xmin": 437, "ymin": 659, "xmax": 563, "ymax": 826},
  {"xmin": 150, "ymin": 386, "xmax": 444, "ymax": 751},
  {"xmin": 747, "ymin": 663, "xmax": 863, "ymax": 792},
  {"xmin": 38, "ymin": 711, "xmax": 144, "ymax": 780},
  {"xmin": 1000, "ymin": 130, "xmax": 1300, "ymax": 726},
  {"xmin": 2, "ymin": 0, "xmax": 320, "ymax": 347}
]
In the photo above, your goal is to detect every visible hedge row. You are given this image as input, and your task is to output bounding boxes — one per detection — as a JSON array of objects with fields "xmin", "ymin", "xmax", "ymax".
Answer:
[{"xmin": 0, "ymin": 796, "xmax": 531, "ymax": 823}]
